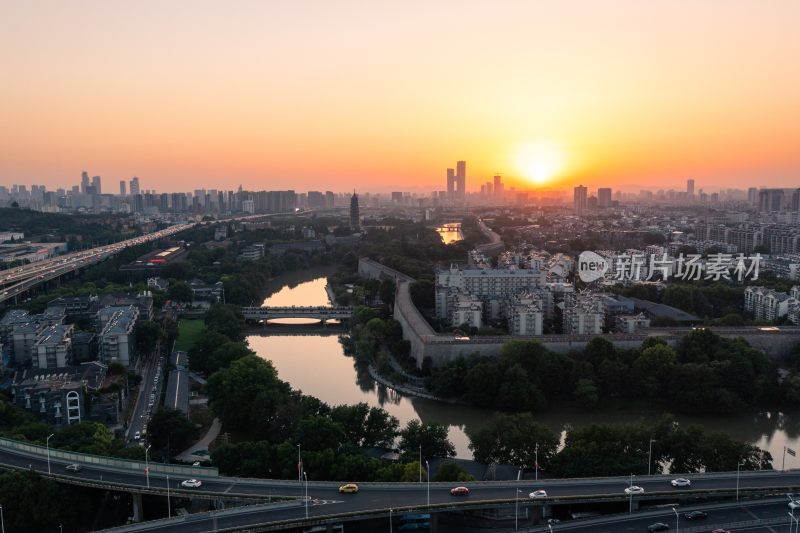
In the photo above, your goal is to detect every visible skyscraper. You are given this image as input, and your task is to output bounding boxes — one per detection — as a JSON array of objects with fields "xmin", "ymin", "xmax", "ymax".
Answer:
[
  {"xmin": 446, "ymin": 161, "xmax": 466, "ymax": 202},
  {"xmin": 573, "ymin": 185, "xmax": 588, "ymax": 210},
  {"xmin": 119, "ymin": 180, "xmax": 126, "ymax": 195},
  {"xmin": 494, "ymin": 176, "xmax": 505, "ymax": 201},
  {"xmin": 687, "ymin": 179, "xmax": 695, "ymax": 197},
  {"xmin": 747, "ymin": 187, "xmax": 758, "ymax": 206},
  {"xmin": 129, "ymin": 176, "xmax": 140, "ymax": 195},
  {"xmin": 350, "ymin": 192, "xmax": 360, "ymax": 231},
  {"xmin": 91, "ymin": 175, "xmax": 101, "ymax": 195},
  {"xmin": 80, "ymin": 171, "xmax": 90, "ymax": 194},
  {"xmin": 758, "ymin": 189, "xmax": 785, "ymax": 212},
  {"xmin": 597, "ymin": 187, "xmax": 612, "ymax": 208}
]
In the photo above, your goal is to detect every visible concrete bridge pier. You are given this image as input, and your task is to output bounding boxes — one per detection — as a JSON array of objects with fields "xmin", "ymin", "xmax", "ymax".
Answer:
[{"xmin": 132, "ymin": 493, "xmax": 144, "ymax": 522}]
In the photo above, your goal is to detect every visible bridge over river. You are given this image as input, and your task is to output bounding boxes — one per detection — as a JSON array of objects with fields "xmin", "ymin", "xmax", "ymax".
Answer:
[{"xmin": 241, "ymin": 305, "xmax": 354, "ymax": 323}]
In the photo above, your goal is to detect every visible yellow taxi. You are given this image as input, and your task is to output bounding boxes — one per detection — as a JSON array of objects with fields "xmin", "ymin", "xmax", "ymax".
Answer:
[{"xmin": 338, "ymin": 483, "xmax": 359, "ymax": 494}]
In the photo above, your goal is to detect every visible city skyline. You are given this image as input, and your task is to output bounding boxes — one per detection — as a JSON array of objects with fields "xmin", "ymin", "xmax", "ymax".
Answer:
[{"xmin": 1, "ymin": 1, "xmax": 799, "ymax": 192}]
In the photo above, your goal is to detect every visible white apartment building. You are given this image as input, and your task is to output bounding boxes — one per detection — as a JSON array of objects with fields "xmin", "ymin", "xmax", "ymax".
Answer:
[
  {"xmin": 98, "ymin": 306, "xmax": 139, "ymax": 367},
  {"xmin": 435, "ymin": 265, "xmax": 546, "ymax": 320},
  {"xmin": 744, "ymin": 286, "xmax": 800, "ymax": 322},
  {"xmin": 615, "ymin": 313, "xmax": 651, "ymax": 333},
  {"xmin": 34, "ymin": 324, "xmax": 74, "ymax": 369},
  {"xmin": 449, "ymin": 292, "xmax": 483, "ymax": 329},
  {"xmin": 562, "ymin": 294, "xmax": 604, "ymax": 335},
  {"xmin": 506, "ymin": 292, "xmax": 544, "ymax": 336}
]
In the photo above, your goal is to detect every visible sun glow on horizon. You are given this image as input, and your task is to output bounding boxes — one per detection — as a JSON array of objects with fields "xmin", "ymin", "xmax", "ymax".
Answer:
[{"xmin": 514, "ymin": 141, "xmax": 566, "ymax": 185}]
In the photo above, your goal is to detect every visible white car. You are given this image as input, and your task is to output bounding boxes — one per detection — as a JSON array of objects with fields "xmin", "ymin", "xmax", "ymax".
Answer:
[
  {"xmin": 133, "ymin": 431, "xmax": 140, "ymax": 440},
  {"xmin": 181, "ymin": 479, "xmax": 202, "ymax": 488},
  {"xmin": 789, "ymin": 500, "xmax": 800, "ymax": 510},
  {"xmin": 529, "ymin": 490, "xmax": 548, "ymax": 498},
  {"xmin": 671, "ymin": 478, "xmax": 691, "ymax": 487},
  {"xmin": 625, "ymin": 486, "xmax": 645, "ymax": 494}
]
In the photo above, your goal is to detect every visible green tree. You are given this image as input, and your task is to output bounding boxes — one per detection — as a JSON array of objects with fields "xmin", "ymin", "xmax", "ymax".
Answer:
[
  {"xmin": 188, "ymin": 329, "xmax": 232, "ymax": 374},
  {"xmin": 135, "ymin": 320, "xmax": 162, "ymax": 355},
  {"xmin": 167, "ymin": 281, "xmax": 194, "ymax": 302},
  {"xmin": 207, "ymin": 355, "xmax": 292, "ymax": 439},
  {"xmin": 148, "ymin": 406, "xmax": 198, "ymax": 458},
  {"xmin": 574, "ymin": 378, "xmax": 600, "ymax": 407},
  {"xmin": 468, "ymin": 413, "xmax": 558, "ymax": 468},
  {"xmin": 433, "ymin": 460, "xmax": 475, "ymax": 482},
  {"xmin": 205, "ymin": 303, "xmax": 245, "ymax": 341},
  {"xmin": 398, "ymin": 420, "xmax": 455, "ymax": 461}
]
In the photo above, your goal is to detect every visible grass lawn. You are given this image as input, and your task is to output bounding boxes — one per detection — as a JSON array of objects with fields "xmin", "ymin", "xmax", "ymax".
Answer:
[{"xmin": 174, "ymin": 319, "xmax": 204, "ymax": 352}]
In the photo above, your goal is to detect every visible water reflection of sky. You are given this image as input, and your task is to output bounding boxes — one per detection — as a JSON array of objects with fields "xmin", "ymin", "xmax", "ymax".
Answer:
[
  {"xmin": 251, "ymin": 270, "xmax": 800, "ymax": 464},
  {"xmin": 436, "ymin": 223, "xmax": 463, "ymax": 244}
]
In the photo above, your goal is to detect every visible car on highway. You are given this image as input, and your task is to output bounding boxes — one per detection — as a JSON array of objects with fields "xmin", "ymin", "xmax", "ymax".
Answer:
[
  {"xmin": 625, "ymin": 486, "xmax": 645, "ymax": 494},
  {"xmin": 711, "ymin": 529, "xmax": 731, "ymax": 533},
  {"xmin": 529, "ymin": 490, "xmax": 547, "ymax": 498},
  {"xmin": 180, "ymin": 479, "xmax": 202, "ymax": 488},
  {"xmin": 338, "ymin": 483, "xmax": 359, "ymax": 494},
  {"xmin": 134, "ymin": 431, "xmax": 140, "ymax": 440},
  {"xmin": 65, "ymin": 464, "xmax": 82, "ymax": 472},
  {"xmin": 647, "ymin": 523, "xmax": 669, "ymax": 532},
  {"xmin": 450, "ymin": 486, "xmax": 470, "ymax": 496},
  {"xmin": 789, "ymin": 500, "xmax": 800, "ymax": 510},
  {"xmin": 683, "ymin": 510, "xmax": 707, "ymax": 520},
  {"xmin": 671, "ymin": 478, "xmax": 691, "ymax": 487}
]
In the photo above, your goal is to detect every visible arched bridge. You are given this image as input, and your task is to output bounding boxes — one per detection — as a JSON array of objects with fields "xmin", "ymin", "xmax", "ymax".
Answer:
[{"xmin": 241, "ymin": 305, "xmax": 354, "ymax": 322}]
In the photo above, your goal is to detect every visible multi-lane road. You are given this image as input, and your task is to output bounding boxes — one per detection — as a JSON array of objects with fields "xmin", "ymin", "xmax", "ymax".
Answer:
[
  {"xmin": 0, "ymin": 223, "xmax": 194, "ymax": 304},
  {"xmin": 2, "ymin": 438, "xmax": 800, "ymax": 532}
]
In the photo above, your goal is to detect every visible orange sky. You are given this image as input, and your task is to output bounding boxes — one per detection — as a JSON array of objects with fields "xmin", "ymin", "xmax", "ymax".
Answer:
[{"xmin": 0, "ymin": 0, "xmax": 798, "ymax": 193}]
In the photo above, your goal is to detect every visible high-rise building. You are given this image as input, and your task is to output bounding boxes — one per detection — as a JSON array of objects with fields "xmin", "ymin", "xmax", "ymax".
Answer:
[
  {"xmin": 80, "ymin": 171, "xmax": 90, "ymax": 194},
  {"xmin": 759, "ymin": 189, "xmax": 785, "ymax": 212},
  {"xmin": 446, "ymin": 161, "xmax": 466, "ymax": 202},
  {"xmin": 573, "ymin": 185, "xmax": 588, "ymax": 211},
  {"xmin": 119, "ymin": 180, "xmax": 126, "ymax": 196},
  {"xmin": 391, "ymin": 192, "xmax": 403, "ymax": 203},
  {"xmin": 350, "ymin": 192, "xmax": 360, "ymax": 231},
  {"xmin": 597, "ymin": 188, "xmax": 612, "ymax": 208},
  {"xmin": 687, "ymin": 179, "xmax": 695, "ymax": 197},
  {"xmin": 129, "ymin": 177, "xmax": 140, "ymax": 196},
  {"xmin": 91, "ymin": 176, "xmax": 101, "ymax": 195},
  {"xmin": 493, "ymin": 175, "xmax": 504, "ymax": 201},
  {"xmin": 792, "ymin": 189, "xmax": 800, "ymax": 212},
  {"xmin": 748, "ymin": 187, "xmax": 758, "ymax": 206}
]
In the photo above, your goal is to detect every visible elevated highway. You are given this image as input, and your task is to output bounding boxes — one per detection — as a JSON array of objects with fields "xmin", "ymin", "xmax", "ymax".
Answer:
[
  {"xmin": 2, "ymin": 437, "xmax": 800, "ymax": 531},
  {"xmin": 0, "ymin": 223, "xmax": 194, "ymax": 304}
]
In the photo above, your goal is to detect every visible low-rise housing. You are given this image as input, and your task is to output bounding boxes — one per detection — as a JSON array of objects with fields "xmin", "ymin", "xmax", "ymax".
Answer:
[
  {"xmin": 34, "ymin": 324, "xmax": 74, "ymax": 369},
  {"xmin": 98, "ymin": 306, "xmax": 139, "ymax": 367}
]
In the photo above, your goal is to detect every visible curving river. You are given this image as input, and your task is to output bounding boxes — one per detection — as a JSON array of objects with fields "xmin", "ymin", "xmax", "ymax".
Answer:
[{"xmin": 248, "ymin": 266, "xmax": 800, "ymax": 463}]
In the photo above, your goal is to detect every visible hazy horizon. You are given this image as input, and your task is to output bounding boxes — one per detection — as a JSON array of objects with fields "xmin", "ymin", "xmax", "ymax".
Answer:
[{"xmin": 1, "ymin": 0, "xmax": 798, "ymax": 192}]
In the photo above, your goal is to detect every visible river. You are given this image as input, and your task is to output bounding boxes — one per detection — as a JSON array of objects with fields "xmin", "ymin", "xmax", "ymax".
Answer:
[
  {"xmin": 248, "ymin": 267, "xmax": 800, "ymax": 465},
  {"xmin": 436, "ymin": 222, "xmax": 463, "ymax": 244}
]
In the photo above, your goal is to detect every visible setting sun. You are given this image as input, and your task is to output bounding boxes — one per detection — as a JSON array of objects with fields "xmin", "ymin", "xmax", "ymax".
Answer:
[{"xmin": 514, "ymin": 141, "xmax": 566, "ymax": 185}]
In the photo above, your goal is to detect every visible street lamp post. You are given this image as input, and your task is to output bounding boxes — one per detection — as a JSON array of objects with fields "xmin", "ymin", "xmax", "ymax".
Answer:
[
  {"xmin": 648, "ymin": 438, "xmax": 656, "ymax": 476},
  {"xmin": 672, "ymin": 506, "xmax": 678, "ymax": 533},
  {"xmin": 535, "ymin": 443, "xmax": 539, "ymax": 482},
  {"xmin": 736, "ymin": 460, "xmax": 745, "ymax": 502},
  {"xmin": 145, "ymin": 445, "xmax": 152, "ymax": 489},
  {"xmin": 297, "ymin": 444, "xmax": 302, "ymax": 483},
  {"xmin": 303, "ymin": 471, "xmax": 309, "ymax": 519},
  {"xmin": 167, "ymin": 474, "xmax": 171, "ymax": 518},
  {"xmin": 419, "ymin": 444, "xmax": 422, "ymax": 483},
  {"xmin": 389, "ymin": 508, "xmax": 393, "ymax": 533},
  {"xmin": 426, "ymin": 460, "xmax": 430, "ymax": 507},
  {"xmin": 629, "ymin": 473, "xmax": 634, "ymax": 513},
  {"xmin": 0, "ymin": 504, "xmax": 5, "ymax": 533},
  {"xmin": 790, "ymin": 510, "xmax": 798, "ymax": 533},
  {"xmin": 46, "ymin": 433, "xmax": 55, "ymax": 474},
  {"xmin": 515, "ymin": 489, "xmax": 522, "ymax": 530}
]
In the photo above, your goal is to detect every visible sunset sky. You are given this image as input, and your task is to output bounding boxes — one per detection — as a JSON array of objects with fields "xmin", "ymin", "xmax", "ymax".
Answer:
[{"xmin": 1, "ymin": 0, "xmax": 798, "ymax": 193}]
